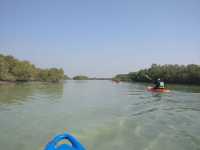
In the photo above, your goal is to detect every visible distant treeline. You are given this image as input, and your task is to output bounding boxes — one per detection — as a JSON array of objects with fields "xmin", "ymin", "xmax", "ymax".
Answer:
[
  {"xmin": 89, "ymin": 77, "xmax": 112, "ymax": 80},
  {"xmin": 0, "ymin": 54, "xmax": 65, "ymax": 82},
  {"xmin": 113, "ymin": 64, "xmax": 200, "ymax": 85},
  {"xmin": 73, "ymin": 75, "xmax": 89, "ymax": 80},
  {"xmin": 73, "ymin": 76, "xmax": 111, "ymax": 80}
]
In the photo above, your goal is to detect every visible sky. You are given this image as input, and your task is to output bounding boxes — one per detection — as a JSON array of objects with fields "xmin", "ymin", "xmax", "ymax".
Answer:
[{"xmin": 0, "ymin": 0, "xmax": 200, "ymax": 77}]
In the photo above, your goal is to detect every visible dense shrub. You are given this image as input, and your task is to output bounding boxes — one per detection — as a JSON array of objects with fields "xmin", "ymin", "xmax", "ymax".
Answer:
[
  {"xmin": 0, "ymin": 54, "xmax": 65, "ymax": 82},
  {"xmin": 113, "ymin": 64, "xmax": 200, "ymax": 85}
]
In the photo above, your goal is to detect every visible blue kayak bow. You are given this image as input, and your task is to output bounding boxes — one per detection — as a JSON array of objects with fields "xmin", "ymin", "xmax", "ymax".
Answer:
[{"xmin": 44, "ymin": 133, "xmax": 86, "ymax": 150}]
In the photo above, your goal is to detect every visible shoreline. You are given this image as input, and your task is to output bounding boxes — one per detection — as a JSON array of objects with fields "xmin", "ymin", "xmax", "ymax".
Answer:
[
  {"xmin": 0, "ymin": 80, "xmax": 65, "ymax": 85},
  {"xmin": 1, "ymin": 80, "xmax": 200, "ymax": 86},
  {"xmin": 120, "ymin": 80, "xmax": 200, "ymax": 86},
  {"xmin": 0, "ymin": 81, "xmax": 17, "ymax": 85}
]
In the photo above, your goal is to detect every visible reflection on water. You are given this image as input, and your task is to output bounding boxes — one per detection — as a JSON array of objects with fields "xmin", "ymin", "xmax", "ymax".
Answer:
[
  {"xmin": 0, "ymin": 83, "xmax": 34, "ymax": 105},
  {"xmin": 0, "ymin": 82, "xmax": 64, "ymax": 106},
  {"xmin": 0, "ymin": 81, "xmax": 200, "ymax": 150},
  {"xmin": 167, "ymin": 84, "xmax": 200, "ymax": 93}
]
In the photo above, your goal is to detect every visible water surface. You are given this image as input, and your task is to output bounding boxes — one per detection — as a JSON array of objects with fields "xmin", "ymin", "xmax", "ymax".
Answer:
[{"xmin": 0, "ymin": 81, "xmax": 200, "ymax": 150}]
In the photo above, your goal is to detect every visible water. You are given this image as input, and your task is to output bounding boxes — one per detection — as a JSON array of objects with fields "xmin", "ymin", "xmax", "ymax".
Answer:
[{"xmin": 0, "ymin": 81, "xmax": 200, "ymax": 150}]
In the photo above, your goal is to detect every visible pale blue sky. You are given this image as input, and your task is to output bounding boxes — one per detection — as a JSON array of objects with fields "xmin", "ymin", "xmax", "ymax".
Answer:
[{"xmin": 0, "ymin": 0, "xmax": 200, "ymax": 77}]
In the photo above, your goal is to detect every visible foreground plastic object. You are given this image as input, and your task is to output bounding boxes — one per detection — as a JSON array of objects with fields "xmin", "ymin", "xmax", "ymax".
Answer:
[
  {"xmin": 44, "ymin": 133, "xmax": 86, "ymax": 150},
  {"xmin": 147, "ymin": 86, "xmax": 170, "ymax": 93}
]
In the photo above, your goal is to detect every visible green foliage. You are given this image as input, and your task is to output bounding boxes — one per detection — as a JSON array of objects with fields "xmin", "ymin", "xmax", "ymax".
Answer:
[
  {"xmin": 11, "ymin": 61, "xmax": 36, "ymax": 81},
  {"xmin": 114, "ymin": 64, "xmax": 200, "ymax": 85},
  {"xmin": 73, "ymin": 75, "xmax": 89, "ymax": 80},
  {"xmin": 0, "ymin": 54, "xmax": 66, "ymax": 82},
  {"xmin": 112, "ymin": 74, "xmax": 131, "ymax": 81},
  {"xmin": 0, "ymin": 55, "xmax": 9, "ymax": 80},
  {"xmin": 63, "ymin": 75, "xmax": 70, "ymax": 80},
  {"xmin": 36, "ymin": 69, "xmax": 49, "ymax": 82},
  {"xmin": 43, "ymin": 68, "xmax": 64, "ymax": 82}
]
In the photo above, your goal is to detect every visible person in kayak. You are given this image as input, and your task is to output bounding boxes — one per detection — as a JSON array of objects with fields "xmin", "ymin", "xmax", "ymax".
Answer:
[{"xmin": 154, "ymin": 78, "xmax": 165, "ymax": 89}]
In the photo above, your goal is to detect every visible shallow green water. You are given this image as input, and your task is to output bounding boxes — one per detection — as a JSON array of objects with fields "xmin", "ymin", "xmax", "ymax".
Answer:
[{"xmin": 0, "ymin": 81, "xmax": 200, "ymax": 150}]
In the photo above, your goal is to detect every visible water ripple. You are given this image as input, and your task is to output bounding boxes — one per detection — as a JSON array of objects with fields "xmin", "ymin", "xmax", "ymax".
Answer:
[{"xmin": 131, "ymin": 108, "xmax": 159, "ymax": 116}]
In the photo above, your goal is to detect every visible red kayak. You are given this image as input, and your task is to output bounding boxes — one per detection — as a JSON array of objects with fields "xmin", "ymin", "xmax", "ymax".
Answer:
[{"xmin": 147, "ymin": 86, "xmax": 170, "ymax": 93}]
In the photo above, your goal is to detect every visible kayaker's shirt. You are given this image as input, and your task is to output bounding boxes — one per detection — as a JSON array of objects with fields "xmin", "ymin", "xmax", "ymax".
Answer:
[{"xmin": 159, "ymin": 82, "xmax": 165, "ymax": 88}]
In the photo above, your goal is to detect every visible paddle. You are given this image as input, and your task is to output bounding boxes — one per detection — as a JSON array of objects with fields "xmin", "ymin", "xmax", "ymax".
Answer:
[{"xmin": 144, "ymin": 74, "xmax": 153, "ymax": 81}]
